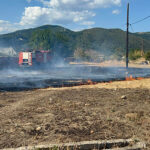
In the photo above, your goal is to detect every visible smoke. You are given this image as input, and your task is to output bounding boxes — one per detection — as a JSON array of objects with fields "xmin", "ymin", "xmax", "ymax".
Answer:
[
  {"xmin": 0, "ymin": 48, "xmax": 150, "ymax": 91},
  {"xmin": 0, "ymin": 46, "xmax": 17, "ymax": 56},
  {"xmin": 0, "ymin": 64, "xmax": 150, "ymax": 91}
]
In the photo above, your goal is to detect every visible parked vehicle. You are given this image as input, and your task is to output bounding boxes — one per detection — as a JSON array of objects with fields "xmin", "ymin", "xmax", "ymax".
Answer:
[{"xmin": 19, "ymin": 50, "xmax": 52, "ymax": 67}]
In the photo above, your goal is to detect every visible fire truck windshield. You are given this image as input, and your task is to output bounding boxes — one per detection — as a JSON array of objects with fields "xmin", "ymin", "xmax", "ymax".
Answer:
[{"xmin": 23, "ymin": 59, "xmax": 28, "ymax": 62}]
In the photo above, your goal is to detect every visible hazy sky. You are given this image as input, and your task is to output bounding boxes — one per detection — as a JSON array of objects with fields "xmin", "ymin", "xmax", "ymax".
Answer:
[{"xmin": 0, "ymin": 0, "xmax": 149, "ymax": 34}]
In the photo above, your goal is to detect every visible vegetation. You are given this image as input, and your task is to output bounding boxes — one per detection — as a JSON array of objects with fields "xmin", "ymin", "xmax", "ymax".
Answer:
[
  {"xmin": 0, "ymin": 25, "xmax": 150, "ymax": 59},
  {"xmin": 73, "ymin": 48, "xmax": 91, "ymax": 61},
  {"xmin": 145, "ymin": 51, "xmax": 150, "ymax": 61},
  {"xmin": 129, "ymin": 50, "xmax": 143, "ymax": 60},
  {"xmin": 74, "ymin": 48, "xmax": 103, "ymax": 62},
  {"xmin": 112, "ymin": 47, "xmax": 124, "ymax": 61},
  {"xmin": 29, "ymin": 29, "xmax": 52, "ymax": 50}
]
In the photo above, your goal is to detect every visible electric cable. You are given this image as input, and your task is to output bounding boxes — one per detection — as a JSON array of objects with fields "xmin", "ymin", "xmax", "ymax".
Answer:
[
  {"xmin": 130, "ymin": 24, "xmax": 134, "ymax": 33},
  {"xmin": 131, "ymin": 16, "xmax": 150, "ymax": 25}
]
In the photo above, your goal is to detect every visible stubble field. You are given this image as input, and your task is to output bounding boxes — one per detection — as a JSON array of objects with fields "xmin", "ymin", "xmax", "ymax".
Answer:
[{"xmin": 0, "ymin": 78, "xmax": 150, "ymax": 149}]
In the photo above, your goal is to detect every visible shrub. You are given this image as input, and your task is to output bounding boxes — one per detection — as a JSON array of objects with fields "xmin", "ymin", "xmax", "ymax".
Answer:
[
  {"xmin": 74, "ymin": 48, "xmax": 104, "ymax": 62},
  {"xmin": 145, "ymin": 51, "xmax": 150, "ymax": 61},
  {"xmin": 129, "ymin": 50, "xmax": 142, "ymax": 60}
]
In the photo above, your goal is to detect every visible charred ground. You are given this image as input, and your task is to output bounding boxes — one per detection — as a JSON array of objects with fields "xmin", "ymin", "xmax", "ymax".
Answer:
[
  {"xmin": 0, "ymin": 79, "xmax": 150, "ymax": 149},
  {"xmin": 1, "ymin": 65, "xmax": 150, "ymax": 91}
]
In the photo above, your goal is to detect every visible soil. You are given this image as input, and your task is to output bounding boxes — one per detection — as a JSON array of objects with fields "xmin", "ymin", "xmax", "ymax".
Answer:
[
  {"xmin": 0, "ymin": 79, "xmax": 150, "ymax": 149},
  {"xmin": 70, "ymin": 60, "xmax": 150, "ymax": 68}
]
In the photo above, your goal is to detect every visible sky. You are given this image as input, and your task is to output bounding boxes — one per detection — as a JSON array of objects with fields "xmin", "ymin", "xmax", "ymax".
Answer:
[{"xmin": 0, "ymin": 0, "xmax": 150, "ymax": 34}]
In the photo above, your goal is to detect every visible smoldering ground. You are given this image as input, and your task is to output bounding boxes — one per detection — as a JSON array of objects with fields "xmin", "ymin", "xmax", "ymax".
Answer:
[{"xmin": 1, "ymin": 65, "xmax": 150, "ymax": 91}]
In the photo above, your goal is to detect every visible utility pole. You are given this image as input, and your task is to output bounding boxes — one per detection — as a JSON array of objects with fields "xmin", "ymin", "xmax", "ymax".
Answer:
[
  {"xmin": 141, "ymin": 39, "xmax": 144, "ymax": 56},
  {"xmin": 126, "ymin": 3, "xmax": 129, "ymax": 69}
]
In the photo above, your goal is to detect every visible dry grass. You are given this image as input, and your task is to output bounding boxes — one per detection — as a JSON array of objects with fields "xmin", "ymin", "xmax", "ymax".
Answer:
[
  {"xmin": 70, "ymin": 60, "xmax": 150, "ymax": 68},
  {"xmin": 0, "ymin": 78, "xmax": 150, "ymax": 149}
]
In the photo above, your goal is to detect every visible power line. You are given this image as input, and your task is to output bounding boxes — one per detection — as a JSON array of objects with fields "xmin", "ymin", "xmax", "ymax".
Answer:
[
  {"xmin": 121, "ymin": 15, "xmax": 150, "ymax": 29},
  {"xmin": 130, "ymin": 24, "xmax": 134, "ymax": 32},
  {"xmin": 131, "ymin": 15, "xmax": 150, "ymax": 25}
]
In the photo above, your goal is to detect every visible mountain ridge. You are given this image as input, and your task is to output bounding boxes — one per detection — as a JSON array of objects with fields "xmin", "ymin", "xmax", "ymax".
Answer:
[{"xmin": 0, "ymin": 25, "xmax": 150, "ymax": 57}]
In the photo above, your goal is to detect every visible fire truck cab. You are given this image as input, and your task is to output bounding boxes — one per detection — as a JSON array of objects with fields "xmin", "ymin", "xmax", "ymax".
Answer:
[{"xmin": 19, "ymin": 52, "xmax": 32, "ymax": 66}]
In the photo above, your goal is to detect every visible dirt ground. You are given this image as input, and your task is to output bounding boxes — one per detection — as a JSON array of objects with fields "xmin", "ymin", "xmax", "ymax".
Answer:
[
  {"xmin": 70, "ymin": 59, "xmax": 150, "ymax": 68},
  {"xmin": 0, "ymin": 78, "xmax": 150, "ymax": 149}
]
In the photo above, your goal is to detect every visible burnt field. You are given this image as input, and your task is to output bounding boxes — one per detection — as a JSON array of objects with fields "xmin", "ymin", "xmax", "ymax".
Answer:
[
  {"xmin": 0, "ymin": 78, "xmax": 150, "ymax": 149},
  {"xmin": 1, "ymin": 65, "xmax": 150, "ymax": 91},
  {"xmin": 0, "ymin": 65, "xmax": 150, "ymax": 149}
]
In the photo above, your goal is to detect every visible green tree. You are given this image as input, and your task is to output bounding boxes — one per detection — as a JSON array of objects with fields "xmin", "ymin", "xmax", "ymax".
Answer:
[
  {"xmin": 74, "ymin": 48, "xmax": 90, "ymax": 61},
  {"xmin": 145, "ymin": 51, "xmax": 150, "ymax": 61},
  {"xmin": 29, "ymin": 29, "xmax": 52, "ymax": 50}
]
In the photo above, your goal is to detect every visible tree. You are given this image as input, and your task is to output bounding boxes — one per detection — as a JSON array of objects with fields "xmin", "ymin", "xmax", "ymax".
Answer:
[
  {"xmin": 29, "ymin": 29, "xmax": 52, "ymax": 50},
  {"xmin": 74, "ymin": 48, "xmax": 89, "ymax": 61},
  {"xmin": 145, "ymin": 51, "xmax": 150, "ymax": 61},
  {"xmin": 74, "ymin": 48, "xmax": 85, "ymax": 60}
]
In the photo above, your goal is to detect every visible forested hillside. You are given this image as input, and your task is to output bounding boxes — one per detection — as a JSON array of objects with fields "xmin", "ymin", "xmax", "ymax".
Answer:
[{"xmin": 0, "ymin": 25, "xmax": 150, "ymax": 58}]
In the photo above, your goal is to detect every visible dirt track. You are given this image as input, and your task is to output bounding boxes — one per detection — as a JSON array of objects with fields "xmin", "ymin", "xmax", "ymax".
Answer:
[{"xmin": 0, "ymin": 79, "xmax": 150, "ymax": 149}]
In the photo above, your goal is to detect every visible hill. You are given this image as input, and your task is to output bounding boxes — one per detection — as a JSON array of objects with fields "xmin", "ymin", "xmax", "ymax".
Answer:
[{"xmin": 0, "ymin": 25, "xmax": 150, "ymax": 58}]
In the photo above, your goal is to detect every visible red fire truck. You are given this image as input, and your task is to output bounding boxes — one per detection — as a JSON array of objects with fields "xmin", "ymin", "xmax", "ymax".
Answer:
[
  {"xmin": 19, "ymin": 51, "xmax": 52, "ymax": 67},
  {"xmin": 35, "ymin": 50, "xmax": 52, "ymax": 64},
  {"xmin": 19, "ymin": 52, "xmax": 32, "ymax": 66}
]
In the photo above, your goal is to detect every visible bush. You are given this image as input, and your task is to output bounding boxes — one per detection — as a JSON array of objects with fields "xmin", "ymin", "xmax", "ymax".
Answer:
[
  {"xmin": 129, "ymin": 50, "xmax": 142, "ymax": 60},
  {"xmin": 74, "ymin": 48, "xmax": 88, "ymax": 61},
  {"xmin": 145, "ymin": 51, "xmax": 150, "ymax": 61},
  {"xmin": 74, "ymin": 48, "xmax": 103, "ymax": 62}
]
